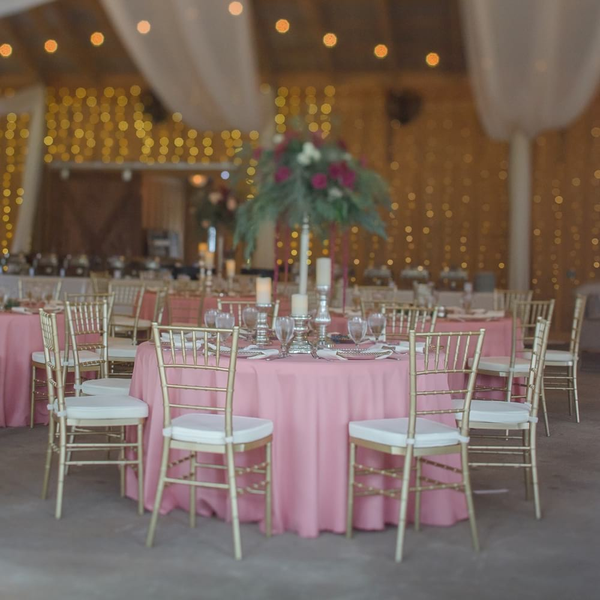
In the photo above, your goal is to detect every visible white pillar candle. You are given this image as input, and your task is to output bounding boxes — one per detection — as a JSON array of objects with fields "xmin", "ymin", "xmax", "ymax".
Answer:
[
  {"xmin": 299, "ymin": 214, "xmax": 309, "ymax": 294},
  {"xmin": 316, "ymin": 257, "xmax": 331, "ymax": 287},
  {"xmin": 256, "ymin": 277, "xmax": 272, "ymax": 304},
  {"xmin": 291, "ymin": 293, "xmax": 308, "ymax": 316},
  {"xmin": 204, "ymin": 251, "xmax": 215, "ymax": 270},
  {"xmin": 225, "ymin": 259, "xmax": 236, "ymax": 278}
]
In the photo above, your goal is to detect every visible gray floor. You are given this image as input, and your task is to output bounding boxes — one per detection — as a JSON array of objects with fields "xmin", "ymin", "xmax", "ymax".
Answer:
[{"xmin": 1, "ymin": 369, "xmax": 599, "ymax": 600}]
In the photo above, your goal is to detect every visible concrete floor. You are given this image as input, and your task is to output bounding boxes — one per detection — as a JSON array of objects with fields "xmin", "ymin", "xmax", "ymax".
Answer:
[{"xmin": 1, "ymin": 369, "xmax": 599, "ymax": 600}]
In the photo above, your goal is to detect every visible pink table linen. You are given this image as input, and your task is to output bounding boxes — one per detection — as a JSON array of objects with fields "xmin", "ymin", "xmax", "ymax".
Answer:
[
  {"xmin": 0, "ymin": 312, "xmax": 66, "ymax": 427},
  {"xmin": 127, "ymin": 343, "xmax": 468, "ymax": 538}
]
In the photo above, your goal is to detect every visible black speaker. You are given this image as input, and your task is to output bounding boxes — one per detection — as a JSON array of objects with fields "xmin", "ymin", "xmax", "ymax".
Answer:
[
  {"xmin": 386, "ymin": 90, "xmax": 423, "ymax": 125},
  {"xmin": 141, "ymin": 90, "xmax": 169, "ymax": 124}
]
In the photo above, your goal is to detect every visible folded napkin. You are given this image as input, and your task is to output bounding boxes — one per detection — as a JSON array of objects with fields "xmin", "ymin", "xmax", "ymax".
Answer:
[
  {"xmin": 317, "ymin": 348, "xmax": 392, "ymax": 360},
  {"xmin": 242, "ymin": 345, "xmax": 280, "ymax": 360},
  {"xmin": 11, "ymin": 306, "xmax": 37, "ymax": 315},
  {"xmin": 371, "ymin": 341, "xmax": 426, "ymax": 354},
  {"xmin": 447, "ymin": 310, "xmax": 504, "ymax": 321}
]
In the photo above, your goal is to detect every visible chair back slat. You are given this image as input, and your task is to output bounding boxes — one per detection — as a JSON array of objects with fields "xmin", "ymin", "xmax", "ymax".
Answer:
[
  {"xmin": 523, "ymin": 318, "xmax": 551, "ymax": 421},
  {"xmin": 493, "ymin": 289, "xmax": 533, "ymax": 312},
  {"xmin": 569, "ymin": 295, "xmax": 587, "ymax": 357},
  {"xmin": 38, "ymin": 309, "xmax": 66, "ymax": 416},
  {"xmin": 18, "ymin": 278, "xmax": 62, "ymax": 302},
  {"xmin": 381, "ymin": 304, "xmax": 438, "ymax": 339},
  {"xmin": 511, "ymin": 300, "xmax": 554, "ymax": 356},
  {"xmin": 217, "ymin": 298, "xmax": 280, "ymax": 329},
  {"xmin": 409, "ymin": 329, "xmax": 486, "ymax": 440},
  {"xmin": 152, "ymin": 324, "xmax": 240, "ymax": 436}
]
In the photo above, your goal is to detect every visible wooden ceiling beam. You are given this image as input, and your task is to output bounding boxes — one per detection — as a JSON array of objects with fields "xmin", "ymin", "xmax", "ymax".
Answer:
[
  {"xmin": 375, "ymin": 0, "xmax": 397, "ymax": 69},
  {"xmin": 298, "ymin": 0, "xmax": 333, "ymax": 73},
  {"xmin": 250, "ymin": 1, "xmax": 273, "ymax": 82}
]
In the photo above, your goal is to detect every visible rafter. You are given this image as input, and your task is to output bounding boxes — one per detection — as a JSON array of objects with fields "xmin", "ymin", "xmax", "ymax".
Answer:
[
  {"xmin": 0, "ymin": 18, "xmax": 43, "ymax": 82},
  {"xmin": 298, "ymin": 0, "xmax": 333, "ymax": 73},
  {"xmin": 249, "ymin": 0, "xmax": 273, "ymax": 82},
  {"xmin": 375, "ymin": 0, "xmax": 397, "ymax": 69}
]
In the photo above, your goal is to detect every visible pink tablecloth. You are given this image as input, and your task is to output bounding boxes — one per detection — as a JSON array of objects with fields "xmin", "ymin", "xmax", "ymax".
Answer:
[
  {"xmin": 127, "ymin": 343, "xmax": 467, "ymax": 538},
  {"xmin": 0, "ymin": 312, "xmax": 66, "ymax": 427}
]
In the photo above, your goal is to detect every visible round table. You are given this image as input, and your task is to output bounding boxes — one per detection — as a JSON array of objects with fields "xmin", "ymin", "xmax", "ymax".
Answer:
[
  {"xmin": 126, "ymin": 343, "xmax": 467, "ymax": 538},
  {"xmin": 0, "ymin": 311, "xmax": 66, "ymax": 427}
]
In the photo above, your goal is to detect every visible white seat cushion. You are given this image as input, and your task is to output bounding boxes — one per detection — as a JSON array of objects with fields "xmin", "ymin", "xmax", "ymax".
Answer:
[
  {"xmin": 453, "ymin": 399, "xmax": 532, "ymax": 425},
  {"xmin": 32, "ymin": 350, "xmax": 99, "ymax": 367},
  {"xmin": 164, "ymin": 413, "xmax": 273, "ymax": 445},
  {"xmin": 63, "ymin": 395, "xmax": 148, "ymax": 420},
  {"xmin": 81, "ymin": 378, "xmax": 132, "ymax": 396},
  {"xmin": 108, "ymin": 336, "xmax": 137, "ymax": 347},
  {"xmin": 348, "ymin": 417, "xmax": 466, "ymax": 448},
  {"xmin": 474, "ymin": 356, "xmax": 530, "ymax": 374},
  {"xmin": 107, "ymin": 345, "xmax": 138, "ymax": 359},
  {"xmin": 113, "ymin": 315, "xmax": 152, "ymax": 329},
  {"xmin": 522, "ymin": 349, "xmax": 575, "ymax": 366}
]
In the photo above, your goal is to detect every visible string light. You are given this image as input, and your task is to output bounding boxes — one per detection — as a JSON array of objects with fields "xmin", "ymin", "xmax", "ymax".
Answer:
[
  {"xmin": 228, "ymin": 2, "xmax": 243, "ymax": 16},
  {"xmin": 425, "ymin": 52, "xmax": 440, "ymax": 67},
  {"xmin": 136, "ymin": 20, "xmax": 151, "ymax": 34},
  {"xmin": 90, "ymin": 32, "xmax": 104, "ymax": 47},
  {"xmin": 323, "ymin": 33, "xmax": 337, "ymax": 48},
  {"xmin": 374, "ymin": 44, "xmax": 388, "ymax": 59},
  {"xmin": 44, "ymin": 39, "xmax": 58, "ymax": 54},
  {"xmin": 275, "ymin": 19, "xmax": 290, "ymax": 33},
  {"xmin": 0, "ymin": 44, "xmax": 12, "ymax": 58}
]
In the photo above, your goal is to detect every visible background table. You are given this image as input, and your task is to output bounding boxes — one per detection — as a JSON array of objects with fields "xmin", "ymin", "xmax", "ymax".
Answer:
[
  {"xmin": 0, "ymin": 312, "xmax": 66, "ymax": 427},
  {"xmin": 127, "ymin": 343, "xmax": 467, "ymax": 538}
]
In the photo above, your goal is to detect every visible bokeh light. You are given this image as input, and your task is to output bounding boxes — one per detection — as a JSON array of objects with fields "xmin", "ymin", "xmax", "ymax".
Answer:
[
  {"xmin": 323, "ymin": 33, "xmax": 338, "ymax": 48},
  {"xmin": 275, "ymin": 19, "xmax": 290, "ymax": 34},
  {"xmin": 425, "ymin": 52, "xmax": 440, "ymax": 67},
  {"xmin": 90, "ymin": 32, "xmax": 105, "ymax": 47},
  {"xmin": 228, "ymin": 2, "xmax": 243, "ymax": 16},
  {"xmin": 374, "ymin": 44, "xmax": 388, "ymax": 59},
  {"xmin": 0, "ymin": 44, "xmax": 12, "ymax": 58},
  {"xmin": 44, "ymin": 39, "xmax": 58, "ymax": 54},
  {"xmin": 137, "ymin": 20, "xmax": 151, "ymax": 35}
]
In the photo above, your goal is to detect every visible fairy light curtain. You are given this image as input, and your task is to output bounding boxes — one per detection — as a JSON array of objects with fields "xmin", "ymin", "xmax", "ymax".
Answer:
[
  {"xmin": 101, "ymin": 0, "xmax": 268, "ymax": 133},
  {"xmin": 461, "ymin": 0, "xmax": 600, "ymax": 288}
]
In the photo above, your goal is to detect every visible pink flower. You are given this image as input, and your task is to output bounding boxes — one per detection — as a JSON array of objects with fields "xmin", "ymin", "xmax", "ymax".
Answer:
[
  {"xmin": 340, "ymin": 169, "xmax": 356, "ymax": 189},
  {"xmin": 311, "ymin": 173, "xmax": 328, "ymax": 190},
  {"xmin": 328, "ymin": 162, "xmax": 344, "ymax": 179},
  {"xmin": 274, "ymin": 166, "xmax": 291, "ymax": 183}
]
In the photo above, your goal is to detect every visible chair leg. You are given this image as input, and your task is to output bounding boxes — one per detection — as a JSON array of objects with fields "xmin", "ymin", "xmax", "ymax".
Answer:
[
  {"xmin": 571, "ymin": 365, "xmax": 581, "ymax": 423},
  {"xmin": 189, "ymin": 452, "xmax": 197, "ymax": 529},
  {"xmin": 414, "ymin": 458, "xmax": 422, "ymax": 533},
  {"xmin": 225, "ymin": 442, "xmax": 242, "ymax": 560},
  {"xmin": 530, "ymin": 427, "xmax": 542, "ymax": 519},
  {"xmin": 137, "ymin": 423, "xmax": 144, "ymax": 516},
  {"xmin": 41, "ymin": 416, "xmax": 55, "ymax": 500},
  {"xmin": 540, "ymin": 381, "xmax": 550, "ymax": 437},
  {"xmin": 146, "ymin": 440, "xmax": 170, "ymax": 548},
  {"xmin": 119, "ymin": 426, "xmax": 126, "ymax": 498},
  {"xmin": 567, "ymin": 367, "xmax": 574, "ymax": 416},
  {"xmin": 345, "ymin": 442, "xmax": 356, "ymax": 539},
  {"xmin": 522, "ymin": 430, "xmax": 532, "ymax": 500},
  {"xmin": 30, "ymin": 364, "xmax": 37, "ymax": 429},
  {"xmin": 55, "ymin": 436, "xmax": 67, "ymax": 520},
  {"xmin": 265, "ymin": 441, "xmax": 272, "ymax": 538},
  {"xmin": 395, "ymin": 447, "xmax": 413, "ymax": 563},
  {"xmin": 461, "ymin": 444, "xmax": 479, "ymax": 552},
  {"xmin": 505, "ymin": 371, "xmax": 515, "ymax": 403}
]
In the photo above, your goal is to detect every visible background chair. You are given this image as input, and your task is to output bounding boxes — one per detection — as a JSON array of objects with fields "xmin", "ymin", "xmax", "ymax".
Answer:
[
  {"xmin": 380, "ymin": 304, "xmax": 438, "ymax": 340},
  {"xmin": 493, "ymin": 289, "xmax": 533, "ymax": 312},
  {"xmin": 18, "ymin": 278, "xmax": 62, "ymax": 302},
  {"xmin": 217, "ymin": 298, "xmax": 280, "ymax": 329}
]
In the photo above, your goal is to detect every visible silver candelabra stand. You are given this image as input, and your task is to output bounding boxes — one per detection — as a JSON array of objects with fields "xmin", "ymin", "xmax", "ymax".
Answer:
[
  {"xmin": 314, "ymin": 285, "xmax": 333, "ymax": 349},
  {"xmin": 288, "ymin": 314, "xmax": 312, "ymax": 354},
  {"xmin": 255, "ymin": 303, "xmax": 271, "ymax": 347}
]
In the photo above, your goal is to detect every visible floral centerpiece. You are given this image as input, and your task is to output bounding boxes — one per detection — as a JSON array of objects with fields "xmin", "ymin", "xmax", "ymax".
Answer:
[
  {"xmin": 192, "ymin": 181, "xmax": 239, "ymax": 233},
  {"xmin": 234, "ymin": 128, "xmax": 390, "ymax": 257}
]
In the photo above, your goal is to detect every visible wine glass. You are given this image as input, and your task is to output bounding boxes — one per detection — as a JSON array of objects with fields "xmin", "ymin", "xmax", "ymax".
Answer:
[
  {"xmin": 215, "ymin": 312, "xmax": 236, "ymax": 348},
  {"xmin": 368, "ymin": 312, "xmax": 386, "ymax": 342},
  {"xmin": 204, "ymin": 309, "xmax": 219, "ymax": 328},
  {"xmin": 275, "ymin": 316, "xmax": 294, "ymax": 356},
  {"xmin": 348, "ymin": 316, "xmax": 368, "ymax": 350},
  {"xmin": 242, "ymin": 306, "xmax": 259, "ymax": 330}
]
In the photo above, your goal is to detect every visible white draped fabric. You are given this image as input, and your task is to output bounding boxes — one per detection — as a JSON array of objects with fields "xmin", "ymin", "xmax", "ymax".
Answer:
[
  {"xmin": 461, "ymin": 0, "xmax": 600, "ymax": 288},
  {"xmin": 101, "ymin": 0, "xmax": 267, "ymax": 133},
  {"xmin": 0, "ymin": 0, "xmax": 51, "ymax": 17},
  {"xmin": 0, "ymin": 86, "xmax": 46, "ymax": 253}
]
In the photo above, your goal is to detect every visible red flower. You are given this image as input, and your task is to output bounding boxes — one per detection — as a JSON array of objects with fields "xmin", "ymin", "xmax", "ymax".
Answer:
[
  {"xmin": 341, "ymin": 169, "xmax": 356, "ymax": 189},
  {"xmin": 274, "ymin": 166, "xmax": 292, "ymax": 183},
  {"xmin": 328, "ymin": 162, "xmax": 344, "ymax": 179},
  {"xmin": 311, "ymin": 173, "xmax": 328, "ymax": 190}
]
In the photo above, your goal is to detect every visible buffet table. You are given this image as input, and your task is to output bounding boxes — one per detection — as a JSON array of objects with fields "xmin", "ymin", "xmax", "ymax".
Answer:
[{"xmin": 126, "ymin": 343, "xmax": 467, "ymax": 537}]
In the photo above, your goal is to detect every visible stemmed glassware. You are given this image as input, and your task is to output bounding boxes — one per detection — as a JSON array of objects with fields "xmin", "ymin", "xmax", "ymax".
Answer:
[
  {"xmin": 274, "ymin": 316, "xmax": 294, "ymax": 357},
  {"xmin": 204, "ymin": 309, "xmax": 219, "ymax": 328},
  {"xmin": 215, "ymin": 312, "xmax": 235, "ymax": 349},
  {"xmin": 348, "ymin": 316, "xmax": 368, "ymax": 350},
  {"xmin": 368, "ymin": 312, "xmax": 386, "ymax": 342},
  {"xmin": 242, "ymin": 306, "xmax": 259, "ymax": 342}
]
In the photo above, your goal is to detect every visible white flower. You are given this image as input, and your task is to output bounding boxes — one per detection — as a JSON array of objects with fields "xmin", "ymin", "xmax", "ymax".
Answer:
[
  {"xmin": 297, "ymin": 142, "xmax": 322, "ymax": 166},
  {"xmin": 343, "ymin": 152, "xmax": 352, "ymax": 161},
  {"xmin": 302, "ymin": 141, "xmax": 316, "ymax": 155},
  {"xmin": 297, "ymin": 153, "xmax": 311, "ymax": 166},
  {"xmin": 328, "ymin": 187, "xmax": 343, "ymax": 199},
  {"xmin": 273, "ymin": 134, "xmax": 284, "ymax": 144},
  {"xmin": 208, "ymin": 192, "xmax": 222, "ymax": 205}
]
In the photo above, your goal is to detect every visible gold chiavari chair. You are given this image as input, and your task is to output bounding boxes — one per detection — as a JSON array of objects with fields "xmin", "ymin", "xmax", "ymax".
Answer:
[
  {"xmin": 475, "ymin": 300, "xmax": 554, "ymax": 435},
  {"xmin": 65, "ymin": 299, "xmax": 132, "ymax": 397},
  {"xmin": 381, "ymin": 304, "xmax": 438, "ymax": 340},
  {"xmin": 170, "ymin": 279, "xmax": 202, "ymax": 294},
  {"xmin": 109, "ymin": 281, "xmax": 149, "ymax": 344},
  {"xmin": 39, "ymin": 309, "xmax": 147, "ymax": 519},
  {"xmin": 146, "ymin": 324, "xmax": 273, "ymax": 560},
  {"xmin": 90, "ymin": 272, "xmax": 110, "ymax": 293},
  {"xmin": 217, "ymin": 298, "xmax": 281, "ymax": 329},
  {"xmin": 458, "ymin": 318, "xmax": 550, "ymax": 519},
  {"xmin": 541, "ymin": 295, "xmax": 587, "ymax": 423},
  {"xmin": 166, "ymin": 292, "xmax": 205, "ymax": 326},
  {"xmin": 18, "ymin": 277, "xmax": 62, "ymax": 302},
  {"xmin": 346, "ymin": 328, "xmax": 486, "ymax": 562},
  {"xmin": 66, "ymin": 292, "xmax": 115, "ymax": 321},
  {"xmin": 493, "ymin": 289, "xmax": 533, "ymax": 313}
]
